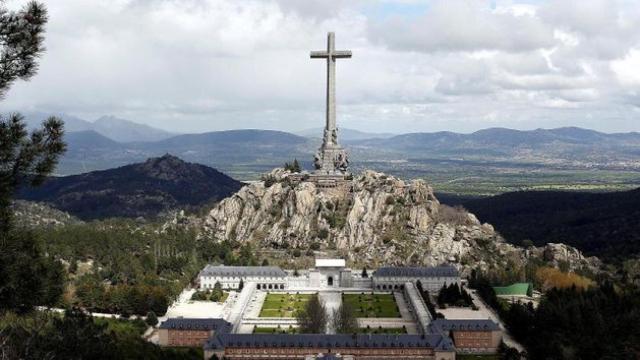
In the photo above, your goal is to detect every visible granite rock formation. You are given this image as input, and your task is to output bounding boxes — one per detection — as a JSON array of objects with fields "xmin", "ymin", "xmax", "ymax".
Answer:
[{"xmin": 202, "ymin": 169, "xmax": 600, "ymax": 274}]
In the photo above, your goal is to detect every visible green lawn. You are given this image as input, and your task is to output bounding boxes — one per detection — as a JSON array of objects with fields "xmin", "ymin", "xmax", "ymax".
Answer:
[
  {"xmin": 343, "ymin": 293, "xmax": 401, "ymax": 318},
  {"xmin": 259, "ymin": 293, "xmax": 315, "ymax": 318},
  {"xmin": 358, "ymin": 327, "xmax": 407, "ymax": 334},
  {"xmin": 253, "ymin": 326, "xmax": 299, "ymax": 334}
]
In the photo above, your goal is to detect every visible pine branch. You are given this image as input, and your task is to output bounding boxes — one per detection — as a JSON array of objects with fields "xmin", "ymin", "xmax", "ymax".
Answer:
[{"xmin": 0, "ymin": 1, "xmax": 48, "ymax": 98}]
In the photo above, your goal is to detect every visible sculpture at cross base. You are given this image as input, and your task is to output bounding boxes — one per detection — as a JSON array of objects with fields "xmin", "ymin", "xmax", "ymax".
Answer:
[{"xmin": 310, "ymin": 32, "xmax": 351, "ymax": 175}]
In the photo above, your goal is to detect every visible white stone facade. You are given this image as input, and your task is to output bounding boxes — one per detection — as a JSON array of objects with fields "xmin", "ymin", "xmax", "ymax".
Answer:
[
  {"xmin": 373, "ymin": 275, "xmax": 460, "ymax": 292},
  {"xmin": 198, "ymin": 265, "xmax": 287, "ymax": 291},
  {"xmin": 198, "ymin": 262, "xmax": 460, "ymax": 294},
  {"xmin": 200, "ymin": 275, "xmax": 286, "ymax": 290},
  {"xmin": 372, "ymin": 266, "xmax": 461, "ymax": 293}
]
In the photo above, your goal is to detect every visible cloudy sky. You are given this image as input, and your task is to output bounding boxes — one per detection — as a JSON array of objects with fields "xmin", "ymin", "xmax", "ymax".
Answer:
[{"xmin": 3, "ymin": 0, "xmax": 640, "ymax": 133}]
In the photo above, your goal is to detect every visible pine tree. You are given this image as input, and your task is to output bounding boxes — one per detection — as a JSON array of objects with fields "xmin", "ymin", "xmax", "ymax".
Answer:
[
  {"xmin": 145, "ymin": 311, "xmax": 158, "ymax": 327},
  {"xmin": 0, "ymin": 1, "xmax": 67, "ymax": 312},
  {"xmin": 297, "ymin": 295, "xmax": 327, "ymax": 333},
  {"xmin": 333, "ymin": 301, "xmax": 358, "ymax": 334},
  {"xmin": 284, "ymin": 159, "xmax": 301, "ymax": 173},
  {"xmin": 0, "ymin": 2, "xmax": 48, "ymax": 99},
  {"xmin": 211, "ymin": 281, "xmax": 223, "ymax": 301}
]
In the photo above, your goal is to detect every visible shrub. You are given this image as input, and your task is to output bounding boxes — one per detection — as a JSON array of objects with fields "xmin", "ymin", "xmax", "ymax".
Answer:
[
  {"xmin": 318, "ymin": 229, "xmax": 329, "ymax": 239},
  {"xmin": 145, "ymin": 311, "xmax": 158, "ymax": 327},
  {"xmin": 436, "ymin": 204, "xmax": 472, "ymax": 225},
  {"xmin": 269, "ymin": 205, "xmax": 281, "ymax": 217},
  {"xmin": 284, "ymin": 159, "xmax": 301, "ymax": 173},
  {"xmin": 263, "ymin": 175, "xmax": 277, "ymax": 188}
]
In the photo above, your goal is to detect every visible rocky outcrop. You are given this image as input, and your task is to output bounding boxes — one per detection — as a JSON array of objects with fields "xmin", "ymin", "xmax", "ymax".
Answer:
[
  {"xmin": 534, "ymin": 243, "xmax": 602, "ymax": 269},
  {"xmin": 11, "ymin": 200, "xmax": 83, "ymax": 228},
  {"xmin": 202, "ymin": 169, "xmax": 600, "ymax": 274}
]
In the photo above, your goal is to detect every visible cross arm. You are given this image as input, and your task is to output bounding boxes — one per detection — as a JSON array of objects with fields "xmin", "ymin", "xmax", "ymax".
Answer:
[
  {"xmin": 310, "ymin": 51, "xmax": 329, "ymax": 58},
  {"xmin": 333, "ymin": 50, "xmax": 352, "ymax": 58}
]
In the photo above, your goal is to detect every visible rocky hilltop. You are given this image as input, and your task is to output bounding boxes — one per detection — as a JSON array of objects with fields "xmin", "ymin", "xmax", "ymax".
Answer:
[{"xmin": 202, "ymin": 169, "xmax": 600, "ymax": 273}]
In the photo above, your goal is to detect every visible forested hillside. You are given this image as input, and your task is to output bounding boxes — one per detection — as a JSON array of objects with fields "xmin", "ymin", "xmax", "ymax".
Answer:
[
  {"xmin": 457, "ymin": 188, "xmax": 640, "ymax": 261},
  {"xmin": 33, "ymin": 219, "xmax": 259, "ymax": 316},
  {"xmin": 18, "ymin": 155, "xmax": 242, "ymax": 219}
]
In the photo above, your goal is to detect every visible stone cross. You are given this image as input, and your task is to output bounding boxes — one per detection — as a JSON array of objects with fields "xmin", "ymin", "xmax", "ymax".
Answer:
[{"xmin": 310, "ymin": 32, "xmax": 352, "ymax": 146}]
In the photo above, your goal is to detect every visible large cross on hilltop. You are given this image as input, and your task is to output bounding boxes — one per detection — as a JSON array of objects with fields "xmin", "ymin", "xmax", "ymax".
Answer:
[
  {"xmin": 310, "ymin": 32, "xmax": 352, "ymax": 147},
  {"xmin": 310, "ymin": 32, "xmax": 352, "ymax": 175}
]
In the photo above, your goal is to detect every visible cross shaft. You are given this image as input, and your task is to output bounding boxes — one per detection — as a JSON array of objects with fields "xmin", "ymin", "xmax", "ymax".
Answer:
[{"xmin": 310, "ymin": 32, "xmax": 352, "ymax": 146}]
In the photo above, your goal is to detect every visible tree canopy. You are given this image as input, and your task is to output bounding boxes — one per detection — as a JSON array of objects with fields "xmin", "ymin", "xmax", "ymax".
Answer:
[
  {"xmin": 0, "ymin": 1, "xmax": 67, "ymax": 313},
  {"xmin": 332, "ymin": 301, "xmax": 357, "ymax": 334},
  {"xmin": 284, "ymin": 159, "xmax": 301, "ymax": 173},
  {"xmin": 296, "ymin": 295, "xmax": 326, "ymax": 334},
  {"xmin": 0, "ymin": 1, "xmax": 48, "ymax": 99}
]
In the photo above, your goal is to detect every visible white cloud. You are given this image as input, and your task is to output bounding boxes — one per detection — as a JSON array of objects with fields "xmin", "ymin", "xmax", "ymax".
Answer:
[
  {"xmin": 611, "ymin": 49, "xmax": 640, "ymax": 86},
  {"xmin": 369, "ymin": 0, "xmax": 555, "ymax": 53},
  {"xmin": 1, "ymin": 0, "xmax": 640, "ymax": 133}
]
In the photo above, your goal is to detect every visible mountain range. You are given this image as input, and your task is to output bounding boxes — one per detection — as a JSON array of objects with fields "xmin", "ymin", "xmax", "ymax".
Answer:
[
  {"xmin": 16, "ymin": 112, "xmax": 640, "ymax": 182},
  {"xmin": 350, "ymin": 127, "xmax": 640, "ymax": 164},
  {"xmin": 17, "ymin": 155, "xmax": 243, "ymax": 220},
  {"xmin": 22, "ymin": 112, "xmax": 176, "ymax": 142},
  {"xmin": 296, "ymin": 127, "xmax": 396, "ymax": 141},
  {"xmin": 55, "ymin": 126, "xmax": 640, "ymax": 178}
]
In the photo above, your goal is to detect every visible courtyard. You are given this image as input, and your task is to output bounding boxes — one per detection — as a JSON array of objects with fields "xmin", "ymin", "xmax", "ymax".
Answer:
[
  {"xmin": 258, "ymin": 293, "xmax": 315, "ymax": 318},
  {"xmin": 343, "ymin": 292, "xmax": 401, "ymax": 318}
]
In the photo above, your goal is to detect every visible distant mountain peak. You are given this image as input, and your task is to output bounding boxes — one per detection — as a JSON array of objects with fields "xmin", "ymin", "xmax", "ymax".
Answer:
[
  {"xmin": 91, "ymin": 115, "xmax": 175, "ymax": 143},
  {"xmin": 147, "ymin": 153, "xmax": 183, "ymax": 164},
  {"xmin": 137, "ymin": 154, "xmax": 202, "ymax": 181}
]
